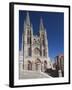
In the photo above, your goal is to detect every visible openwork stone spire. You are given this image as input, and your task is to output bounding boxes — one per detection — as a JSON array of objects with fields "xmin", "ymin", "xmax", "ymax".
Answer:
[
  {"xmin": 26, "ymin": 12, "xmax": 30, "ymax": 25},
  {"xmin": 40, "ymin": 17, "xmax": 44, "ymax": 30}
]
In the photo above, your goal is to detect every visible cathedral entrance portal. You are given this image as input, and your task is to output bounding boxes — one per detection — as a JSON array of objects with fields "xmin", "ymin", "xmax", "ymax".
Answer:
[
  {"xmin": 35, "ymin": 59, "xmax": 41, "ymax": 71},
  {"xmin": 44, "ymin": 61, "xmax": 47, "ymax": 71},
  {"xmin": 28, "ymin": 61, "xmax": 32, "ymax": 70}
]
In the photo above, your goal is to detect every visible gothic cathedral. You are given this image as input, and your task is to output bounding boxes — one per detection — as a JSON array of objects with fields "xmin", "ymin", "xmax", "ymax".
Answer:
[{"xmin": 20, "ymin": 12, "xmax": 52, "ymax": 72}]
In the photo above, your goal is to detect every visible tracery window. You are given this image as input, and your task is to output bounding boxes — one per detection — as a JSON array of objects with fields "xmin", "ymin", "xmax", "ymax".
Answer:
[
  {"xmin": 27, "ymin": 37, "xmax": 31, "ymax": 44},
  {"xmin": 34, "ymin": 48, "xmax": 40, "ymax": 56},
  {"xmin": 42, "ymin": 34, "xmax": 45, "ymax": 46},
  {"xmin": 28, "ymin": 47, "xmax": 31, "ymax": 56},
  {"xmin": 43, "ymin": 49, "xmax": 45, "ymax": 56},
  {"xmin": 27, "ymin": 30, "xmax": 30, "ymax": 35},
  {"xmin": 27, "ymin": 30, "xmax": 31, "ymax": 44},
  {"xmin": 28, "ymin": 61, "xmax": 32, "ymax": 70}
]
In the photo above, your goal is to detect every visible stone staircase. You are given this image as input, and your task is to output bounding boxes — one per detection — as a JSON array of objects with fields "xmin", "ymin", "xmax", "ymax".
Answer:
[{"xmin": 19, "ymin": 70, "xmax": 52, "ymax": 79}]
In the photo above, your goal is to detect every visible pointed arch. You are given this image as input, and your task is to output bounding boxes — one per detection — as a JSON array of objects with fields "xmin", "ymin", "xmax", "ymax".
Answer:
[
  {"xmin": 35, "ymin": 58, "xmax": 41, "ymax": 63},
  {"xmin": 35, "ymin": 58, "xmax": 41, "ymax": 71},
  {"xmin": 44, "ymin": 61, "xmax": 47, "ymax": 71},
  {"xmin": 28, "ymin": 61, "xmax": 32, "ymax": 70}
]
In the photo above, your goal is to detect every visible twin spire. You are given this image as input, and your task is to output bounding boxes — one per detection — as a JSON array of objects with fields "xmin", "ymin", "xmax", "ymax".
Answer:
[
  {"xmin": 26, "ymin": 12, "xmax": 30, "ymax": 25},
  {"xmin": 40, "ymin": 17, "xmax": 44, "ymax": 30},
  {"xmin": 26, "ymin": 12, "xmax": 45, "ymax": 30}
]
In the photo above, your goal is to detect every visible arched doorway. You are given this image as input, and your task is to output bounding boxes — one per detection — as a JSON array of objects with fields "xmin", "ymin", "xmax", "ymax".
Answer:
[
  {"xmin": 28, "ymin": 61, "xmax": 32, "ymax": 70},
  {"xmin": 35, "ymin": 59, "xmax": 41, "ymax": 71},
  {"xmin": 44, "ymin": 61, "xmax": 47, "ymax": 71}
]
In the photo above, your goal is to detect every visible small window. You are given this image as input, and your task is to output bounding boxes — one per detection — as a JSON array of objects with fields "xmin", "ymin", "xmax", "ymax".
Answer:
[
  {"xmin": 27, "ymin": 37, "xmax": 31, "ymax": 44},
  {"xmin": 28, "ymin": 47, "xmax": 31, "ymax": 56},
  {"xmin": 28, "ymin": 61, "xmax": 32, "ymax": 70},
  {"xmin": 27, "ymin": 30, "xmax": 30, "ymax": 35},
  {"xmin": 43, "ymin": 49, "xmax": 45, "ymax": 56}
]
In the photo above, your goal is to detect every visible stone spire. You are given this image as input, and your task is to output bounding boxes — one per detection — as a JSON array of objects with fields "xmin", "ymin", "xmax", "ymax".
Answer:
[
  {"xmin": 40, "ymin": 17, "xmax": 44, "ymax": 31},
  {"xmin": 26, "ymin": 12, "xmax": 30, "ymax": 26}
]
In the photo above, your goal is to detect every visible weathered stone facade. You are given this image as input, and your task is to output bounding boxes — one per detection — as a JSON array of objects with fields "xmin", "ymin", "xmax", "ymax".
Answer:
[{"xmin": 20, "ymin": 12, "xmax": 52, "ymax": 72}]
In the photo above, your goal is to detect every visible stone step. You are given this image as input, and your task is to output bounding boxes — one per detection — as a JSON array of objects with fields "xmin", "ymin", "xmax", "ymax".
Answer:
[{"xmin": 19, "ymin": 70, "xmax": 52, "ymax": 79}]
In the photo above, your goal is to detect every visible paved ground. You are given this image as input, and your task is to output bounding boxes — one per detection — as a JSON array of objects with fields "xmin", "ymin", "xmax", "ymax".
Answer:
[{"xmin": 19, "ymin": 70, "xmax": 52, "ymax": 79}]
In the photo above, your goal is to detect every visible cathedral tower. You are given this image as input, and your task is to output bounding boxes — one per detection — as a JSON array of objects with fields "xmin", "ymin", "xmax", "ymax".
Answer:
[
  {"xmin": 23, "ymin": 12, "xmax": 33, "ymax": 69},
  {"xmin": 39, "ymin": 18, "xmax": 49, "ymax": 58},
  {"xmin": 20, "ymin": 12, "xmax": 52, "ymax": 71}
]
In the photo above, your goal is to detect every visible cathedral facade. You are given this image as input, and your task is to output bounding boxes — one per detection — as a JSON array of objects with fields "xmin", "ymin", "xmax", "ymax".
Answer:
[{"xmin": 20, "ymin": 12, "xmax": 52, "ymax": 72}]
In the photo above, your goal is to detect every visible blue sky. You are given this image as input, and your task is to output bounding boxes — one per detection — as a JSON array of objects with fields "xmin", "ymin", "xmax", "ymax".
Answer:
[{"xmin": 19, "ymin": 10, "xmax": 64, "ymax": 60}]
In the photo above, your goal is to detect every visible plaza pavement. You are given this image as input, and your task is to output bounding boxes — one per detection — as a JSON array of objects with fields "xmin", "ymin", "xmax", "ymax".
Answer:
[{"xmin": 19, "ymin": 70, "xmax": 52, "ymax": 79}]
